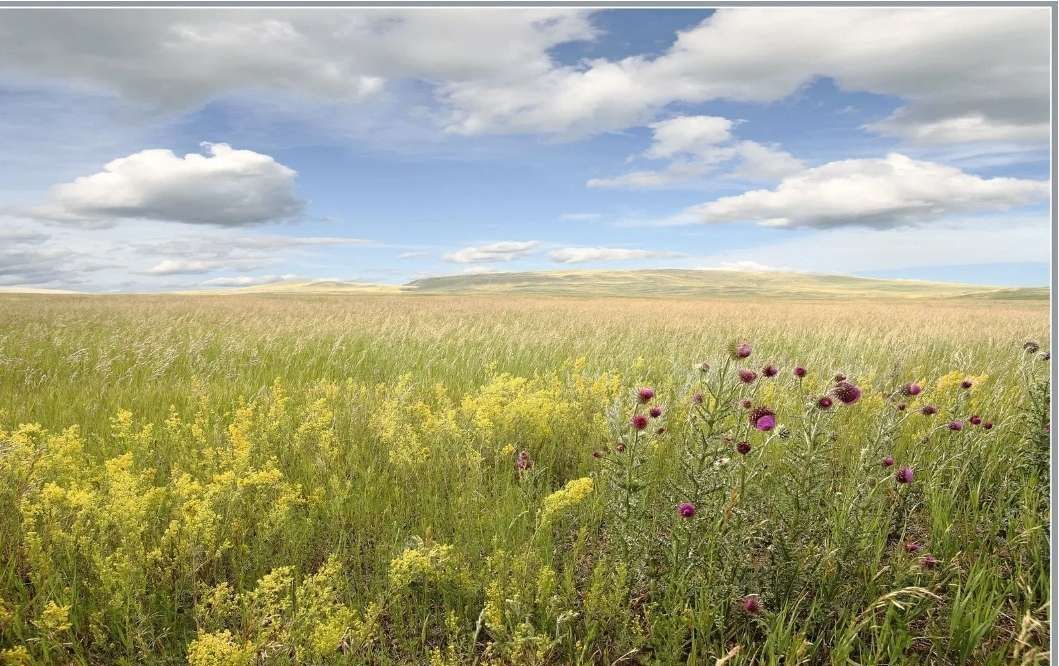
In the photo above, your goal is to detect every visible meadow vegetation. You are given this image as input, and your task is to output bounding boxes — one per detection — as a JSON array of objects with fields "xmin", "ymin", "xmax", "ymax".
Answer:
[{"xmin": 0, "ymin": 293, "xmax": 1050, "ymax": 664}]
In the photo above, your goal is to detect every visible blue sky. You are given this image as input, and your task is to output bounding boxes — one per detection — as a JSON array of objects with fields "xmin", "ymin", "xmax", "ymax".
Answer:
[{"xmin": 0, "ymin": 7, "xmax": 1051, "ymax": 291}]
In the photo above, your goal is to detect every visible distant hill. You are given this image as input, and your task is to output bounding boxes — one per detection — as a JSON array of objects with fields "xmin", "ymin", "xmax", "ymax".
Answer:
[
  {"xmin": 403, "ymin": 269, "xmax": 1049, "ymax": 301},
  {"xmin": 176, "ymin": 280, "xmax": 401, "ymax": 295}
]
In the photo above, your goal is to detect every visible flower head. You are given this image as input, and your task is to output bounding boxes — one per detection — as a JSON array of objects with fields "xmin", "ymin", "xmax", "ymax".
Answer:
[
  {"xmin": 982, "ymin": 421, "xmax": 994, "ymax": 430},
  {"xmin": 741, "ymin": 399, "xmax": 753, "ymax": 409},
  {"xmin": 960, "ymin": 379, "xmax": 973, "ymax": 390},
  {"xmin": 901, "ymin": 382, "xmax": 922, "ymax": 396},
  {"xmin": 749, "ymin": 407, "xmax": 776, "ymax": 432},
  {"xmin": 948, "ymin": 420, "xmax": 964, "ymax": 431},
  {"xmin": 637, "ymin": 387, "xmax": 655, "ymax": 403},
  {"xmin": 920, "ymin": 554, "xmax": 940, "ymax": 570},
  {"xmin": 677, "ymin": 502, "xmax": 696, "ymax": 519},
  {"xmin": 741, "ymin": 595, "xmax": 763, "ymax": 615},
  {"xmin": 762, "ymin": 364, "xmax": 779, "ymax": 378},
  {"xmin": 1024, "ymin": 340, "xmax": 1040, "ymax": 354},
  {"xmin": 817, "ymin": 396, "xmax": 833, "ymax": 410},
  {"xmin": 969, "ymin": 415, "xmax": 982, "ymax": 425},
  {"xmin": 649, "ymin": 406, "xmax": 663, "ymax": 418},
  {"xmin": 831, "ymin": 381, "xmax": 862, "ymax": 405},
  {"xmin": 834, "ymin": 373, "xmax": 846, "ymax": 383},
  {"xmin": 895, "ymin": 466, "xmax": 914, "ymax": 484},
  {"xmin": 920, "ymin": 404, "xmax": 938, "ymax": 416},
  {"xmin": 699, "ymin": 361, "xmax": 711, "ymax": 372},
  {"xmin": 738, "ymin": 369, "xmax": 758, "ymax": 384},
  {"xmin": 793, "ymin": 366, "xmax": 807, "ymax": 378},
  {"xmin": 515, "ymin": 450, "xmax": 532, "ymax": 473},
  {"xmin": 896, "ymin": 403, "xmax": 907, "ymax": 411},
  {"xmin": 631, "ymin": 414, "xmax": 649, "ymax": 431},
  {"xmin": 692, "ymin": 392, "xmax": 704, "ymax": 405},
  {"xmin": 736, "ymin": 440, "xmax": 752, "ymax": 455},
  {"xmin": 882, "ymin": 455, "xmax": 894, "ymax": 467},
  {"xmin": 730, "ymin": 341, "xmax": 752, "ymax": 359},
  {"xmin": 904, "ymin": 541, "xmax": 922, "ymax": 554}
]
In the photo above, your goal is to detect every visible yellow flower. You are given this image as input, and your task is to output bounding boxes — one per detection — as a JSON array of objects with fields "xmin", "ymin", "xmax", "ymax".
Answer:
[{"xmin": 539, "ymin": 477, "xmax": 593, "ymax": 524}]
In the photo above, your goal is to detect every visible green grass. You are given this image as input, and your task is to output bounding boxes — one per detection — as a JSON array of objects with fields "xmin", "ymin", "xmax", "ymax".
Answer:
[{"xmin": 0, "ymin": 293, "xmax": 1049, "ymax": 665}]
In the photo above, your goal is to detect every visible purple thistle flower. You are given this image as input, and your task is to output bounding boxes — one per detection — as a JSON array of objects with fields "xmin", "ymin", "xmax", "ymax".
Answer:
[
  {"xmin": 960, "ymin": 379, "xmax": 973, "ymax": 390},
  {"xmin": 749, "ymin": 407, "xmax": 776, "ymax": 432},
  {"xmin": 738, "ymin": 369, "xmax": 757, "ymax": 384},
  {"xmin": 692, "ymin": 392, "xmax": 704, "ymax": 405},
  {"xmin": 649, "ymin": 406, "xmax": 663, "ymax": 418},
  {"xmin": 631, "ymin": 414, "xmax": 649, "ymax": 431},
  {"xmin": 983, "ymin": 421, "xmax": 994, "ymax": 430},
  {"xmin": 969, "ymin": 415, "xmax": 982, "ymax": 426},
  {"xmin": 741, "ymin": 595, "xmax": 763, "ymax": 615},
  {"xmin": 882, "ymin": 455, "xmax": 894, "ymax": 467},
  {"xmin": 901, "ymin": 382, "xmax": 922, "ymax": 396},
  {"xmin": 895, "ymin": 466, "xmax": 914, "ymax": 484},
  {"xmin": 920, "ymin": 404, "xmax": 938, "ymax": 416},
  {"xmin": 731, "ymin": 341, "xmax": 752, "ymax": 359},
  {"xmin": 736, "ymin": 440, "xmax": 752, "ymax": 455},
  {"xmin": 948, "ymin": 420, "xmax": 964, "ymax": 431},
  {"xmin": 920, "ymin": 554, "xmax": 940, "ymax": 570},
  {"xmin": 904, "ymin": 541, "xmax": 922, "ymax": 554},
  {"xmin": 793, "ymin": 366, "xmax": 807, "ymax": 378},
  {"xmin": 817, "ymin": 396, "xmax": 833, "ymax": 410},
  {"xmin": 677, "ymin": 502, "xmax": 696, "ymax": 518},
  {"xmin": 832, "ymin": 381, "xmax": 862, "ymax": 405},
  {"xmin": 762, "ymin": 364, "xmax": 779, "ymax": 378},
  {"xmin": 637, "ymin": 387, "xmax": 655, "ymax": 403}
]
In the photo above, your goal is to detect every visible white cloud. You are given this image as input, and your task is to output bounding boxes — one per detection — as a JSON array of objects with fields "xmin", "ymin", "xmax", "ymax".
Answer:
[
  {"xmin": 695, "ymin": 216, "xmax": 1049, "ymax": 274},
  {"xmin": 144, "ymin": 258, "xmax": 262, "ymax": 275},
  {"xmin": 443, "ymin": 241, "xmax": 539, "ymax": 263},
  {"xmin": 462, "ymin": 265, "xmax": 499, "ymax": 275},
  {"xmin": 559, "ymin": 212, "xmax": 602, "ymax": 221},
  {"xmin": 701, "ymin": 260, "xmax": 787, "ymax": 272},
  {"xmin": 686, "ymin": 153, "xmax": 1048, "ymax": 229},
  {"xmin": 398, "ymin": 250, "xmax": 431, "ymax": 259},
  {"xmin": 201, "ymin": 274, "xmax": 298, "ymax": 287},
  {"xmin": 588, "ymin": 115, "xmax": 804, "ymax": 189},
  {"xmin": 443, "ymin": 8, "xmax": 1048, "ymax": 144},
  {"xmin": 549, "ymin": 247, "xmax": 685, "ymax": 264},
  {"xmin": 33, "ymin": 143, "xmax": 304, "ymax": 227}
]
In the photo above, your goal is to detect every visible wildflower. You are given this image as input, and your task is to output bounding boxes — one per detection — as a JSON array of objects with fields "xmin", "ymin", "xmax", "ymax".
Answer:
[
  {"xmin": 749, "ymin": 407, "xmax": 776, "ymax": 432},
  {"xmin": 960, "ymin": 379, "xmax": 973, "ymax": 389},
  {"xmin": 730, "ymin": 341, "xmax": 752, "ymax": 359},
  {"xmin": 896, "ymin": 403, "xmax": 907, "ymax": 411},
  {"xmin": 741, "ymin": 399, "xmax": 753, "ymax": 409},
  {"xmin": 692, "ymin": 392, "xmax": 704, "ymax": 405},
  {"xmin": 920, "ymin": 404, "xmax": 938, "ymax": 416},
  {"xmin": 762, "ymin": 364, "xmax": 779, "ymax": 378},
  {"xmin": 539, "ymin": 477, "xmax": 593, "ymax": 524},
  {"xmin": 637, "ymin": 387, "xmax": 655, "ymax": 403},
  {"xmin": 1024, "ymin": 340, "xmax": 1040, "ymax": 354},
  {"xmin": 741, "ymin": 595, "xmax": 763, "ymax": 615},
  {"xmin": 920, "ymin": 554, "xmax": 940, "ymax": 570},
  {"xmin": 778, "ymin": 426, "xmax": 791, "ymax": 439},
  {"xmin": 655, "ymin": 426, "xmax": 666, "ymax": 435},
  {"xmin": 677, "ymin": 502, "xmax": 696, "ymax": 519},
  {"xmin": 982, "ymin": 421, "xmax": 993, "ymax": 430},
  {"xmin": 738, "ymin": 369, "xmax": 757, "ymax": 384},
  {"xmin": 834, "ymin": 373, "xmax": 846, "ymax": 382},
  {"xmin": 831, "ymin": 381, "xmax": 862, "ymax": 405},
  {"xmin": 904, "ymin": 541, "xmax": 922, "ymax": 554},
  {"xmin": 631, "ymin": 415, "xmax": 649, "ymax": 431},
  {"xmin": 901, "ymin": 382, "xmax": 922, "ymax": 396},
  {"xmin": 1041, "ymin": 351, "xmax": 1051, "ymax": 361},
  {"xmin": 615, "ymin": 442, "xmax": 627, "ymax": 453},
  {"xmin": 895, "ymin": 466, "xmax": 914, "ymax": 484},
  {"xmin": 793, "ymin": 366, "xmax": 807, "ymax": 378},
  {"xmin": 591, "ymin": 450, "xmax": 603, "ymax": 459},
  {"xmin": 737, "ymin": 440, "xmax": 752, "ymax": 455},
  {"xmin": 948, "ymin": 420, "xmax": 964, "ymax": 431},
  {"xmin": 882, "ymin": 455, "xmax": 894, "ymax": 467},
  {"xmin": 515, "ymin": 450, "xmax": 532, "ymax": 473},
  {"xmin": 649, "ymin": 406, "xmax": 663, "ymax": 418},
  {"xmin": 699, "ymin": 362, "xmax": 710, "ymax": 372},
  {"xmin": 969, "ymin": 415, "xmax": 982, "ymax": 426},
  {"xmin": 817, "ymin": 396, "xmax": 833, "ymax": 410}
]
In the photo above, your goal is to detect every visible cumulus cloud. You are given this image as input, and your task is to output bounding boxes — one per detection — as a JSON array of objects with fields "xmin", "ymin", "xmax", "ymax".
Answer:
[
  {"xmin": 588, "ymin": 116, "xmax": 804, "ymax": 189},
  {"xmin": 549, "ymin": 247, "xmax": 685, "ymax": 264},
  {"xmin": 201, "ymin": 274, "xmax": 298, "ymax": 287},
  {"xmin": 30, "ymin": 143, "xmax": 304, "ymax": 227},
  {"xmin": 443, "ymin": 8, "xmax": 1048, "ymax": 144},
  {"xmin": 686, "ymin": 153, "xmax": 1048, "ymax": 229},
  {"xmin": 443, "ymin": 241, "xmax": 539, "ymax": 263}
]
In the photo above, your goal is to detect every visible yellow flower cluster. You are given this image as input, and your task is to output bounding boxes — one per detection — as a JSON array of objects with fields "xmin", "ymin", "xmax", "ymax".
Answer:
[
  {"xmin": 388, "ymin": 540, "xmax": 462, "ymax": 589},
  {"xmin": 539, "ymin": 477, "xmax": 594, "ymax": 524}
]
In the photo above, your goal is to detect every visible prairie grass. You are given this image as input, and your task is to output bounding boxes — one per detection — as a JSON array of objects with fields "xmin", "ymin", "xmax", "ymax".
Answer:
[{"xmin": 0, "ymin": 293, "xmax": 1050, "ymax": 665}]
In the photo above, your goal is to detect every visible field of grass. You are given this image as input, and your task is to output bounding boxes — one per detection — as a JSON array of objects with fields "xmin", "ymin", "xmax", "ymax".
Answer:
[{"xmin": 0, "ymin": 291, "xmax": 1050, "ymax": 665}]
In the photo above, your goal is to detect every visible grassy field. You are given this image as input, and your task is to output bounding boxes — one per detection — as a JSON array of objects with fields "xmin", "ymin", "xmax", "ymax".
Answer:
[{"xmin": 0, "ymin": 291, "xmax": 1050, "ymax": 665}]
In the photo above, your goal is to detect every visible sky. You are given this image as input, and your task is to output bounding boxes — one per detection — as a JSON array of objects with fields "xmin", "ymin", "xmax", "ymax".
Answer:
[{"xmin": 0, "ymin": 6, "xmax": 1052, "ymax": 292}]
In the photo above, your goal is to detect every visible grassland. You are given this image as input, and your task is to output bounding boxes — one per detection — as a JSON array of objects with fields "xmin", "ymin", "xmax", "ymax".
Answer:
[{"xmin": 0, "ymin": 291, "xmax": 1050, "ymax": 665}]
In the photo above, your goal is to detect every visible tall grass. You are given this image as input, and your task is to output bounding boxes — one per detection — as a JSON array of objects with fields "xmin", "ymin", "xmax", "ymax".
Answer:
[{"xmin": 0, "ymin": 293, "xmax": 1049, "ymax": 664}]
